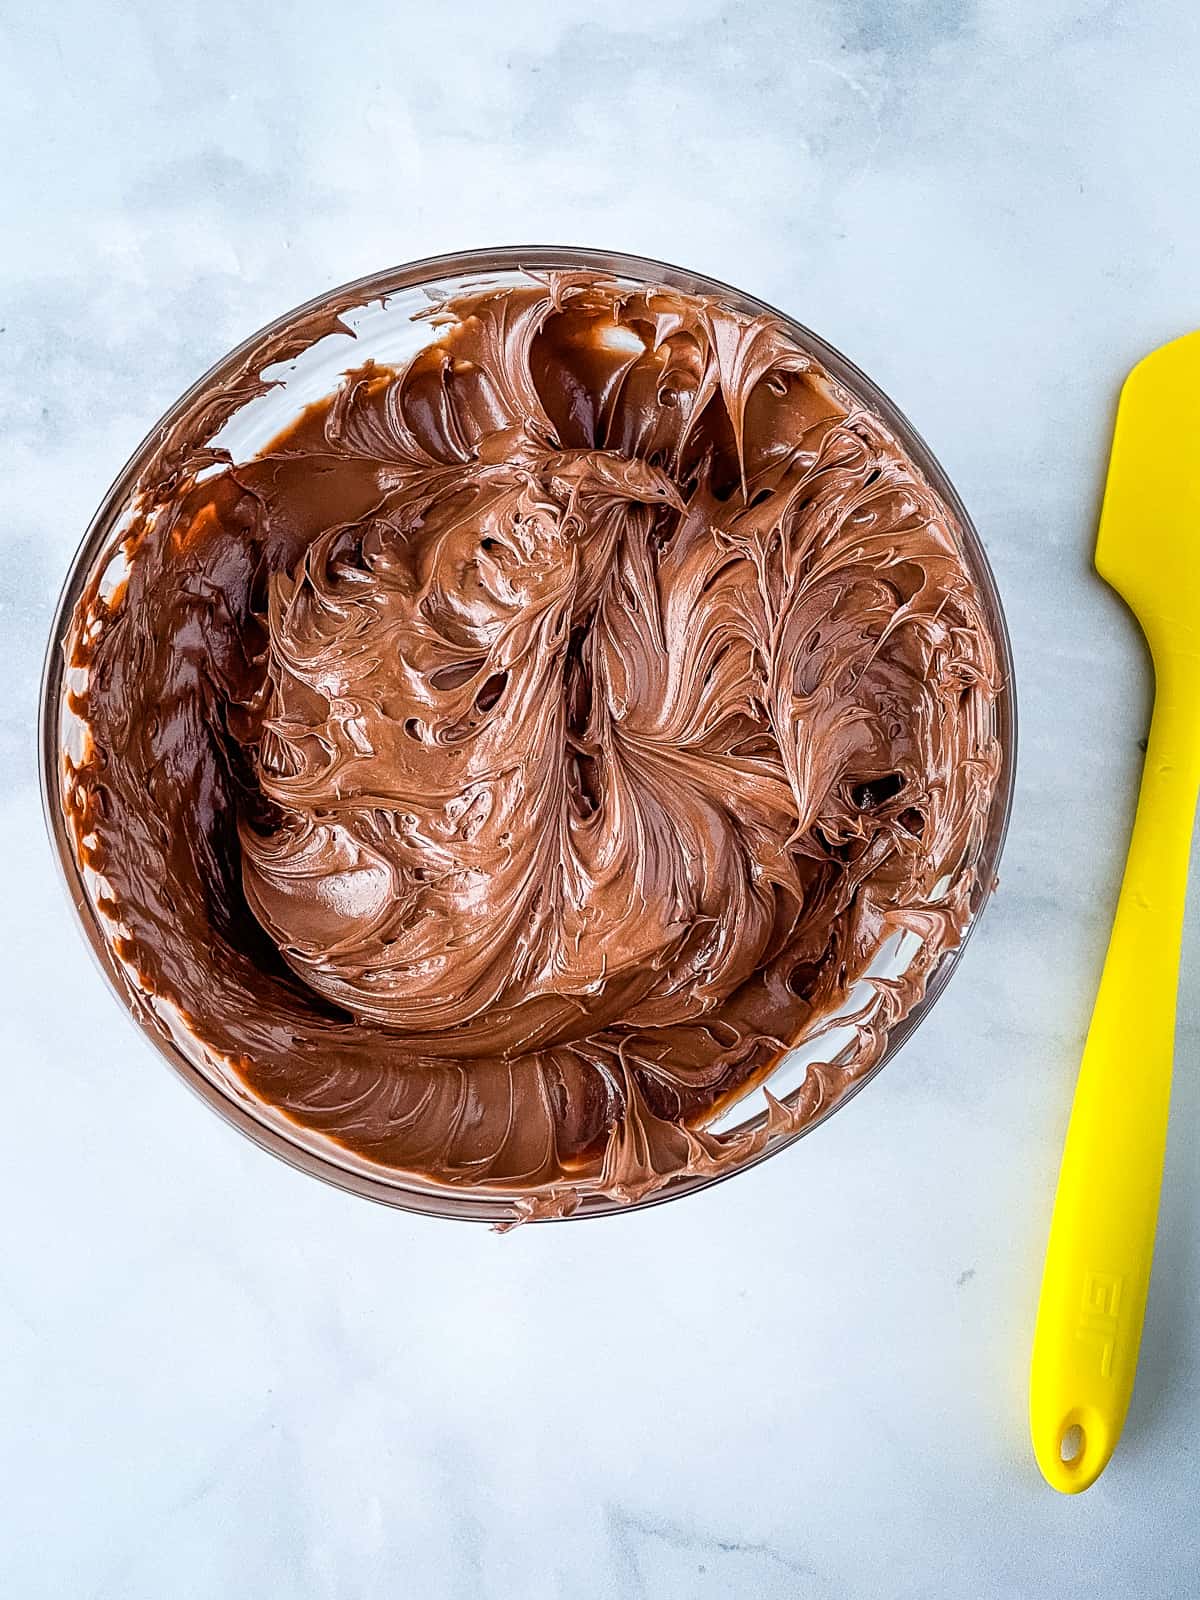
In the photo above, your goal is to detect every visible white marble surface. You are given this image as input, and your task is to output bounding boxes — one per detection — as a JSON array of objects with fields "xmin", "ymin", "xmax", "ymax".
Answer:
[{"xmin": 4, "ymin": 1, "xmax": 1200, "ymax": 1594}]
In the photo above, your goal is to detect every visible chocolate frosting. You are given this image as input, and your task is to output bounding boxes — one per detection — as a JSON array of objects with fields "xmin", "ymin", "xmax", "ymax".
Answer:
[{"xmin": 65, "ymin": 272, "xmax": 1003, "ymax": 1218}]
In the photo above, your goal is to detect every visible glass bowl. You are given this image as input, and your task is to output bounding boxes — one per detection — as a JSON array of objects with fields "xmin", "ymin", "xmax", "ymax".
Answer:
[{"xmin": 39, "ymin": 246, "xmax": 1017, "ymax": 1224}]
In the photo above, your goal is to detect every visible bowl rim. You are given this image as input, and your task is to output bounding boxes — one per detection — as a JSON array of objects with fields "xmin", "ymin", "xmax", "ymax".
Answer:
[{"xmin": 38, "ymin": 243, "xmax": 1018, "ymax": 1224}]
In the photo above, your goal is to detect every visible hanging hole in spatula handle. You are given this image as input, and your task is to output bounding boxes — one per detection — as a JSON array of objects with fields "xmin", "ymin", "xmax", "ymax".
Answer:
[{"xmin": 1038, "ymin": 1407, "xmax": 1111, "ymax": 1494}]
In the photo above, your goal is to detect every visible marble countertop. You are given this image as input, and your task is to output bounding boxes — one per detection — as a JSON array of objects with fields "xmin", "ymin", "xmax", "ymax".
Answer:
[{"xmin": 4, "ymin": 1, "xmax": 1200, "ymax": 1594}]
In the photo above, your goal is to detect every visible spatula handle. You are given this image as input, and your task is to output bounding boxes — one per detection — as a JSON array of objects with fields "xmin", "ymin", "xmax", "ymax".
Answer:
[{"xmin": 1030, "ymin": 663, "xmax": 1200, "ymax": 1492}]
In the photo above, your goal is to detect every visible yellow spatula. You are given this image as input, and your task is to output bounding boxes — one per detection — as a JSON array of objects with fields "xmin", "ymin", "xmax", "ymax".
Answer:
[{"xmin": 1030, "ymin": 331, "xmax": 1200, "ymax": 1492}]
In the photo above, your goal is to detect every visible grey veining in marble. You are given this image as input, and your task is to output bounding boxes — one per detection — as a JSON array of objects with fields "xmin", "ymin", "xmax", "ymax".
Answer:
[{"xmin": 3, "ymin": 1, "xmax": 1200, "ymax": 1595}]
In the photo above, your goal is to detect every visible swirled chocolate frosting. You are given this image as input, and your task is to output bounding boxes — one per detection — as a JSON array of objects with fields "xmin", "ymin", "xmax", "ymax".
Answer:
[{"xmin": 65, "ymin": 272, "xmax": 1003, "ymax": 1218}]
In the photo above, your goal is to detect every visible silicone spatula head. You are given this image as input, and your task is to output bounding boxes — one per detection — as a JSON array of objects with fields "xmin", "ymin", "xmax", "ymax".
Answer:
[{"xmin": 1096, "ymin": 331, "xmax": 1200, "ymax": 650}]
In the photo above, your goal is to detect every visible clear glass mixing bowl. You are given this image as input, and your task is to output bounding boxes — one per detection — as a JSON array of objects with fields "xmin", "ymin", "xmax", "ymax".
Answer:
[{"xmin": 39, "ymin": 246, "xmax": 1017, "ymax": 1224}]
